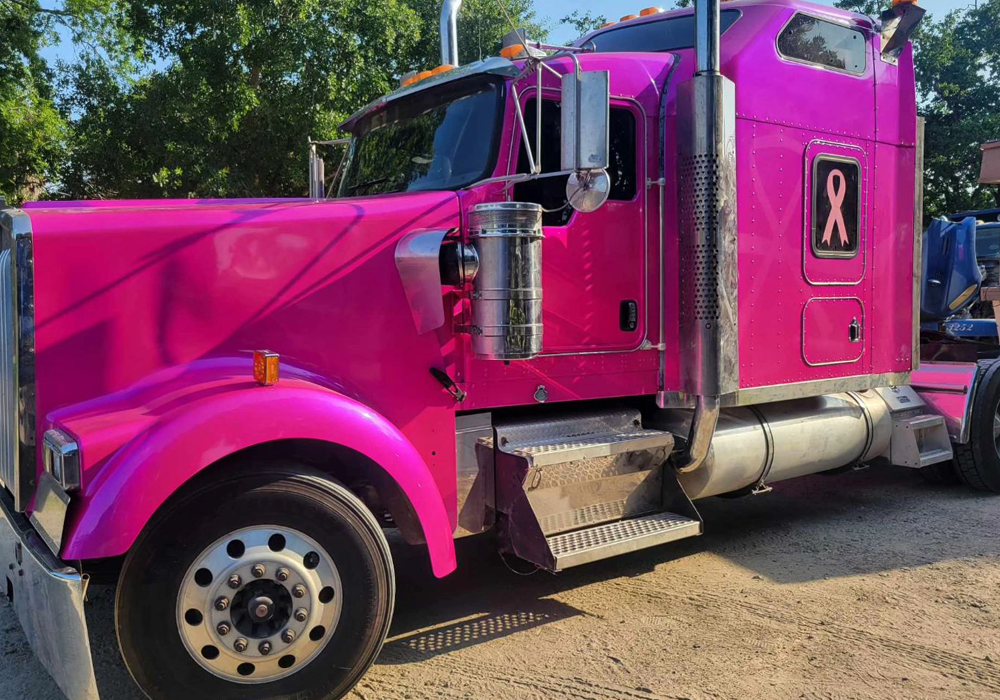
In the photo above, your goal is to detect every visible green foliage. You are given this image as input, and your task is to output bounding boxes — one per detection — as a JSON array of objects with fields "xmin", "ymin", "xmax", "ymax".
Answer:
[
  {"xmin": 915, "ymin": 0, "xmax": 1000, "ymax": 215},
  {"xmin": 560, "ymin": 10, "xmax": 607, "ymax": 38},
  {"xmin": 833, "ymin": 0, "xmax": 884, "ymax": 18},
  {"xmin": 56, "ymin": 0, "xmax": 543, "ymax": 199},
  {"xmin": 0, "ymin": 0, "xmax": 67, "ymax": 204}
]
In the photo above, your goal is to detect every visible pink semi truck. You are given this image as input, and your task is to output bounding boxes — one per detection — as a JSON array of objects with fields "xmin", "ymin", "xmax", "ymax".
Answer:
[{"xmin": 0, "ymin": 1, "xmax": 985, "ymax": 699}]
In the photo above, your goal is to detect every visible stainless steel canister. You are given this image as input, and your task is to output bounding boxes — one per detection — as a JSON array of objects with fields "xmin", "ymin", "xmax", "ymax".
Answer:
[{"xmin": 468, "ymin": 202, "xmax": 544, "ymax": 360}]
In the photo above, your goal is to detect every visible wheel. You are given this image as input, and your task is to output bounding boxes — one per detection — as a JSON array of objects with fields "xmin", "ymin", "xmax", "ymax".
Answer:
[
  {"xmin": 116, "ymin": 466, "xmax": 395, "ymax": 700},
  {"xmin": 953, "ymin": 360, "xmax": 1000, "ymax": 492},
  {"xmin": 919, "ymin": 459, "xmax": 961, "ymax": 485}
]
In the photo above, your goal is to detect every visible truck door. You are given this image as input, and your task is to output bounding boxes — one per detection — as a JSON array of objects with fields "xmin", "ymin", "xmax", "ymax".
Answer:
[{"xmin": 512, "ymin": 95, "xmax": 647, "ymax": 355}]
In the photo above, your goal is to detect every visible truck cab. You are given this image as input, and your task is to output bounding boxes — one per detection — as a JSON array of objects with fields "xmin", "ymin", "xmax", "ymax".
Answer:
[{"xmin": 2, "ymin": 2, "xmax": 992, "ymax": 700}]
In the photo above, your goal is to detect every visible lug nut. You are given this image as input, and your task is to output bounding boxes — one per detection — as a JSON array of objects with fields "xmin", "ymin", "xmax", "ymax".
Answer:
[
  {"xmin": 281, "ymin": 629, "xmax": 296, "ymax": 644},
  {"xmin": 258, "ymin": 641, "xmax": 272, "ymax": 655},
  {"xmin": 276, "ymin": 567, "xmax": 290, "ymax": 582},
  {"xmin": 217, "ymin": 622, "xmax": 231, "ymax": 636},
  {"xmin": 234, "ymin": 638, "xmax": 248, "ymax": 653},
  {"xmin": 292, "ymin": 584, "xmax": 306, "ymax": 598},
  {"xmin": 228, "ymin": 574, "xmax": 242, "ymax": 589},
  {"xmin": 251, "ymin": 564, "xmax": 266, "ymax": 579},
  {"xmin": 214, "ymin": 597, "xmax": 230, "ymax": 611},
  {"xmin": 294, "ymin": 608, "xmax": 308, "ymax": 622}
]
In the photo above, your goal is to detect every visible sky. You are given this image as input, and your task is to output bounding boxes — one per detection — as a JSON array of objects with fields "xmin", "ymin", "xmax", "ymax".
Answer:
[
  {"xmin": 542, "ymin": 0, "xmax": 982, "ymax": 43},
  {"xmin": 41, "ymin": 0, "xmax": 983, "ymax": 65}
]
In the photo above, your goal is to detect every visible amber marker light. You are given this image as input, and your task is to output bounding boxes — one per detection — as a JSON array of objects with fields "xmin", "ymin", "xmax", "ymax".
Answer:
[
  {"xmin": 640, "ymin": 7, "xmax": 664, "ymax": 16},
  {"xmin": 500, "ymin": 44, "xmax": 523, "ymax": 59},
  {"xmin": 620, "ymin": 14, "xmax": 639, "ymax": 21},
  {"xmin": 600, "ymin": 21, "xmax": 616, "ymax": 28},
  {"xmin": 431, "ymin": 64, "xmax": 455, "ymax": 76},
  {"xmin": 253, "ymin": 350, "xmax": 280, "ymax": 386}
]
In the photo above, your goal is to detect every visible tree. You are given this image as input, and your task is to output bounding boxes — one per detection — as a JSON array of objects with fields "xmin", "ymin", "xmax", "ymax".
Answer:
[
  {"xmin": 0, "ymin": 0, "xmax": 67, "ymax": 204},
  {"xmin": 58, "ymin": 0, "xmax": 544, "ymax": 199},
  {"xmin": 914, "ymin": 0, "xmax": 1000, "ymax": 215},
  {"xmin": 560, "ymin": 10, "xmax": 606, "ymax": 38}
]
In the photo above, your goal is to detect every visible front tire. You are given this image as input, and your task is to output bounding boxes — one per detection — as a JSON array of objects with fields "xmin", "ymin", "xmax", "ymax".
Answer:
[{"xmin": 116, "ymin": 466, "xmax": 394, "ymax": 700}]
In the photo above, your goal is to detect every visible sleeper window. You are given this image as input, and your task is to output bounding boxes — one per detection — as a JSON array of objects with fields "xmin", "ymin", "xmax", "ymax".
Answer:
[
  {"xmin": 777, "ymin": 13, "xmax": 867, "ymax": 75},
  {"xmin": 514, "ymin": 100, "xmax": 638, "ymax": 226}
]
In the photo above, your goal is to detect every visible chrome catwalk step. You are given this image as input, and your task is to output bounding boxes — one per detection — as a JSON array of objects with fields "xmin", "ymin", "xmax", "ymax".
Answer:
[
  {"xmin": 546, "ymin": 511, "xmax": 702, "ymax": 571},
  {"xmin": 493, "ymin": 409, "xmax": 702, "ymax": 571}
]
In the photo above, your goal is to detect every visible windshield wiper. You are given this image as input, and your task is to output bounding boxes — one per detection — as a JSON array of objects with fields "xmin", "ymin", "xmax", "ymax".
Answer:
[{"xmin": 347, "ymin": 177, "xmax": 390, "ymax": 194}]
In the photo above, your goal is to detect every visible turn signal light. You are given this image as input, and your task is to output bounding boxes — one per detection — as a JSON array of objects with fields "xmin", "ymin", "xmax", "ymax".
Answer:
[
  {"xmin": 640, "ymin": 7, "xmax": 664, "ymax": 16},
  {"xmin": 253, "ymin": 350, "xmax": 280, "ymax": 386},
  {"xmin": 500, "ymin": 44, "xmax": 523, "ymax": 59}
]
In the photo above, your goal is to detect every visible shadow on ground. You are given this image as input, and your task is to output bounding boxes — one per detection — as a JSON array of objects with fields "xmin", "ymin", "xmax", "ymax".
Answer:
[{"xmin": 17, "ymin": 465, "xmax": 999, "ymax": 697}]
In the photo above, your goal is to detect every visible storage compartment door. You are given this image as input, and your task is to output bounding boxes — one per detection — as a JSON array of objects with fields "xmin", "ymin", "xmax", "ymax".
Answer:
[{"xmin": 802, "ymin": 297, "xmax": 864, "ymax": 366}]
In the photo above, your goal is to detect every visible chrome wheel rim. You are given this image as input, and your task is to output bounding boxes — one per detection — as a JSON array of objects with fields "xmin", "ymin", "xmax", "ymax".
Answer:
[{"xmin": 177, "ymin": 526, "xmax": 342, "ymax": 684}]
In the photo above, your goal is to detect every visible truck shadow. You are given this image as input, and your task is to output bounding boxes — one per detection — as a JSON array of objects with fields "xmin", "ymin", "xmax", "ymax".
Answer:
[
  {"xmin": 380, "ymin": 467, "xmax": 1000, "ymax": 665},
  {"xmin": 80, "ymin": 467, "xmax": 999, "ymax": 688}
]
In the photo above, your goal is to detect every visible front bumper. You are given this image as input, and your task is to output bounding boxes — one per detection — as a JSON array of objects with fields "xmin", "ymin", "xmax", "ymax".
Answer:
[{"xmin": 0, "ymin": 489, "xmax": 99, "ymax": 700}]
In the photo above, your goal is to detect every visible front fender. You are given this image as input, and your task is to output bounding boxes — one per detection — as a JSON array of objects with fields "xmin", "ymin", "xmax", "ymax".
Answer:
[{"xmin": 60, "ymin": 378, "xmax": 457, "ymax": 577}]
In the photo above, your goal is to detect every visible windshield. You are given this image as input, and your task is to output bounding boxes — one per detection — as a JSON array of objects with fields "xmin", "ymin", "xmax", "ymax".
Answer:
[
  {"xmin": 977, "ymin": 224, "xmax": 1000, "ymax": 260},
  {"xmin": 340, "ymin": 79, "xmax": 503, "ymax": 197},
  {"xmin": 584, "ymin": 10, "xmax": 741, "ymax": 53}
]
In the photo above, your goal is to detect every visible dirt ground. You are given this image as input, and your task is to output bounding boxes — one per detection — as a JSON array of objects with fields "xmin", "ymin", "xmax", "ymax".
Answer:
[{"xmin": 3, "ymin": 465, "xmax": 1000, "ymax": 700}]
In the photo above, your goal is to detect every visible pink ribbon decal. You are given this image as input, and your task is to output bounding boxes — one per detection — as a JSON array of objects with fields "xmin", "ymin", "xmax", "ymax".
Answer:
[{"xmin": 821, "ymin": 168, "xmax": 849, "ymax": 247}]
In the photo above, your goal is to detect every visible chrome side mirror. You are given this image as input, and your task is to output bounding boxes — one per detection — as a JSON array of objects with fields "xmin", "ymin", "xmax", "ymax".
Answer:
[{"xmin": 561, "ymin": 70, "xmax": 611, "ymax": 213}]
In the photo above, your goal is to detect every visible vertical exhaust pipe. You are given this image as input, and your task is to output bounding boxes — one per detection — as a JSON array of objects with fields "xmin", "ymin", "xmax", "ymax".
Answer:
[
  {"xmin": 675, "ymin": 0, "xmax": 738, "ymax": 473},
  {"xmin": 440, "ymin": 0, "xmax": 463, "ymax": 66}
]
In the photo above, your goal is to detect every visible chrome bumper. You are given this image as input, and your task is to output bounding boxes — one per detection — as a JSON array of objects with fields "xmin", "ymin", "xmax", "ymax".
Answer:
[{"xmin": 0, "ymin": 489, "xmax": 99, "ymax": 700}]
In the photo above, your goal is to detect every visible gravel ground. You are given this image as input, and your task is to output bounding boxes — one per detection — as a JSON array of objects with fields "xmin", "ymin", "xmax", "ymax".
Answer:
[{"xmin": 3, "ymin": 465, "xmax": 1000, "ymax": 700}]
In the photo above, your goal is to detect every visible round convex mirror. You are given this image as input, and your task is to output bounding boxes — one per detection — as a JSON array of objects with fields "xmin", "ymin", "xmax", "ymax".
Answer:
[{"xmin": 566, "ymin": 170, "xmax": 611, "ymax": 214}]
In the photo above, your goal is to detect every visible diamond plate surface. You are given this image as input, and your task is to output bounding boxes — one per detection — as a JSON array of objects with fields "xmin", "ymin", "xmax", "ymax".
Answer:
[{"xmin": 546, "ymin": 512, "xmax": 701, "ymax": 570}]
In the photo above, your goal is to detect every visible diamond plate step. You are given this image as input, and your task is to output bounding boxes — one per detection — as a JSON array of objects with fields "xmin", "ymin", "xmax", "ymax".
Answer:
[
  {"xmin": 546, "ymin": 511, "xmax": 702, "ymax": 571},
  {"xmin": 496, "ymin": 411, "xmax": 674, "ymax": 468}
]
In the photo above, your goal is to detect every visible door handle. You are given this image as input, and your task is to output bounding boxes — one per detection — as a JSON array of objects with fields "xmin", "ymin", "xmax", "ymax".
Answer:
[{"xmin": 848, "ymin": 317, "xmax": 861, "ymax": 343}]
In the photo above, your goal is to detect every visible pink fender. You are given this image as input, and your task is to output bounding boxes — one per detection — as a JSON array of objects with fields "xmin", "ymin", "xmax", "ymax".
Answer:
[{"xmin": 60, "ymin": 377, "xmax": 457, "ymax": 578}]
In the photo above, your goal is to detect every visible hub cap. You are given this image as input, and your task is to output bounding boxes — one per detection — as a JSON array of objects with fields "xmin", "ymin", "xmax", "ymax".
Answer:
[{"xmin": 177, "ymin": 526, "xmax": 342, "ymax": 683}]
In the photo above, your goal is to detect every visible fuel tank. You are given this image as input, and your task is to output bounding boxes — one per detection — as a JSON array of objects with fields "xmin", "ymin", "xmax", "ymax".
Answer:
[{"xmin": 652, "ymin": 391, "xmax": 893, "ymax": 499}]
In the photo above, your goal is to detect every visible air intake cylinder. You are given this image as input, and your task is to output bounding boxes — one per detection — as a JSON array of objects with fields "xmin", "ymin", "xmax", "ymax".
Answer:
[{"xmin": 468, "ymin": 202, "xmax": 544, "ymax": 361}]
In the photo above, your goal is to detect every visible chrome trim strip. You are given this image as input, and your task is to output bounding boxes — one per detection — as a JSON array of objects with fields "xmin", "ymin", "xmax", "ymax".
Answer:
[
  {"xmin": 0, "ymin": 206, "xmax": 36, "ymax": 512},
  {"xmin": 913, "ymin": 118, "xmax": 925, "ymax": 371},
  {"xmin": 658, "ymin": 371, "xmax": 911, "ymax": 408},
  {"xmin": 801, "ymin": 296, "xmax": 865, "ymax": 367}
]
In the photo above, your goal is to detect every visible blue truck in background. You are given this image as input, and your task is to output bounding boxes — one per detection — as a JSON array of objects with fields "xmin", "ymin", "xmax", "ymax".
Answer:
[{"xmin": 922, "ymin": 210, "xmax": 1000, "ymax": 348}]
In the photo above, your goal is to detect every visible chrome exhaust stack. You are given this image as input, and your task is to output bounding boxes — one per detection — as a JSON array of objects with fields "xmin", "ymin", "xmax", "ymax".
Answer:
[
  {"xmin": 673, "ymin": 0, "xmax": 739, "ymax": 472},
  {"xmin": 440, "ymin": 0, "xmax": 463, "ymax": 66}
]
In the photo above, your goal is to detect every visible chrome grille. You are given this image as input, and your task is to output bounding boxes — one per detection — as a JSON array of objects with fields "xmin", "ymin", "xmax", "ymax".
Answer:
[{"xmin": 0, "ymin": 248, "xmax": 13, "ymax": 495}]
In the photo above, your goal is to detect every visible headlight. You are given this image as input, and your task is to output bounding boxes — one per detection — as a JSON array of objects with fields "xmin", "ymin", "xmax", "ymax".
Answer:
[{"xmin": 43, "ymin": 429, "xmax": 80, "ymax": 492}]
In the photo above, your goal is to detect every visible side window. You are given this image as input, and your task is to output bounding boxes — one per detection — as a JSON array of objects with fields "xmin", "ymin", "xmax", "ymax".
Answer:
[
  {"xmin": 811, "ymin": 156, "xmax": 861, "ymax": 258},
  {"xmin": 514, "ymin": 100, "xmax": 637, "ymax": 226},
  {"xmin": 777, "ymin": 13, "xmax": 867, "ymax": 75}
]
